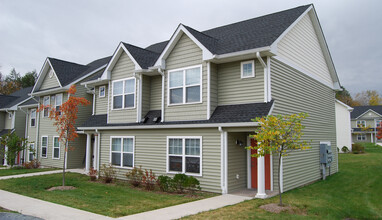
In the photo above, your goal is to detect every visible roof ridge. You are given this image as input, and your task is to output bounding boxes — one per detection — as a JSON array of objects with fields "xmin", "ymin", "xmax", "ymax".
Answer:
[
  {"xmin": 182, "ymin": 25, "xmax": 217, "ymax": 40},
  {"xmin": 48, "ymin": 57, "xmax": 85, "ymax": 67},
  {"xmin": 122, "ymin": 42, "xmax": 160, "ymax": 55}
]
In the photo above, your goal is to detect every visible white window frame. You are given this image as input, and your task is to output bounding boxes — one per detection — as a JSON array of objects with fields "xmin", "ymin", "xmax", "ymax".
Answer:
[
  {"xmin": 357, "ymin": 134, "xmax": 366, "ymax": 141},
  {"xmin": 99, "ymin": 86, "xmax": 105, "ymax": 98},
  {"xmin": 167, "ymin": 65, "xmax": 203, "ymax": 106},
  {"xmin": 241, "ymin": 60, "xmax": 255, "ymax": 78},
  {"xmin": 166, "ymin": 136, "xmax": 202, "ymax": 176},
  {"xmin": 376, "ymin": 120, "xmax": 382, "ymax": 128},
  {"xmin": 109, "ymin": 136, "xmax": 135, "ymax": 169},
  {"xmin": 41, "ymin": 136, "xmax": 48, "ymax": 158},
  {"xmin": 55, "ymin": 93, "xmax": 63, "ymax": 115},
  {"xmin": 30, "ymin": 109, "xmax": 36, "ymax": 127},
  {"xmin": 43, "ymin": 96, "xmax": 50, "ymax": 118},
  {"xmin": 52, "ymin": 136, "xmax": 60, "ymax": 160},
  {"xmin": 29, "ymin": 143, "xmax": 35, "ymax": 162},
  {"xmin": 111, "ymin": 77, "xmax": 136, "ymax": 110},
  {"xmin": 356, "ymin": 120, "xmax": 366, "ymax": 128}
]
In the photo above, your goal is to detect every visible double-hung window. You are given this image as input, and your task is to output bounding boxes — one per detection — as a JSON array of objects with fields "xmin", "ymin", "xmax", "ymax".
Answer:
[
  {"xmin": 356, "ymin": 120, "xmax": 366, "ymax": 128},
  {"xmin": 29, "ymin": 143, "xmax": 35, "ymax": 161},
  {"xmin": 55, "ymin": 94, "xmax": 63, "ymax": 115},
  {"xmin": 168, "ymin": 66, "xmax": 202, "ymax": 105},
  {"xmin": 357, "ymin": 134, "xmax": 366, "ymax": 141},
  {"xmin": 43, "ymin": 96, "xmax": 50, "ymax": 117},
  {"xmin": 112, "ymin": 78, "xmax": 135, "ymax": 109},
  {"xmin": 376, "ymin": 120, "xmax": 382, "ymax": 128},
  {"xmin": 41, "ymin": 136, "xmax": 48, "ymax": 158},
  {"xmin": 241, "ymin": 60, "xmax": 255, "ymax": 78},
  {"xmin": 167, "ymin": 137, "xmax": 202, "ymax": 175},
  {"xmin": 53, "ymin": 136, "xmax": 60, "ymax": 159},
  {"xmin": 110, "ymin": 137, "xmax": 134, "ymax": 168},
  {"xmin": 99, "ymin": 86, "xmax": 105, "ymax": 98},
  {"xmin": 30, "ymin": 109, "xmax": 36, "ymax": 127}
]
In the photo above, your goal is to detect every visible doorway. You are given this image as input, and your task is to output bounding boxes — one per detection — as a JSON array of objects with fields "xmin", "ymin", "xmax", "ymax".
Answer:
[{"xmin": 249, "ymin": 139, "xmax": 271, "ymax": 190}]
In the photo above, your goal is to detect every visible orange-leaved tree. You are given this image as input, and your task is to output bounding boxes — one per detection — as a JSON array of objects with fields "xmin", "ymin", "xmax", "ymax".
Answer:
[
  {"xmin": 38, "ymin": 85, "xmax": 90, "ymax": 186},
  {"xmin": 377, "ymin": 121, "xmax": 382, "ymax": 140}
]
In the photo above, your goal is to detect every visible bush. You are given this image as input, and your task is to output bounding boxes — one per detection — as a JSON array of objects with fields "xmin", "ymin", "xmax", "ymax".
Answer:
[
  {"xmin": 22, "ymin": 160, "xmax": 40, "ymax": 169},
  {"xmin": 142, "ymin": 169, "xmax": 157, "ymax": 191},
  {"xmin": 157, "ymin": 175, "xmax": 172, "ymax": 192},
  {"xmin": 352, "ymin": 143, "xmax": 365, "ymax": 154},
  {"xmin": 342, "ymin": 146, "xmax": 350, "ymax": 153},
  {"xmin": 172, "ymin": 174, "xmax": 189, "ymax": 193},
  {"xmin": 89, "ymin": 167, "xmax": 97, "ymax": 181},
  {"xmin": 100, "ymin": 164, "xmax": 116, "ymax": 183},
  {"xmin": 185, "ymin": 176, "xmax": 201, "ymax": 193},
  {"xmin": 126, "ymin": 166, "xmax": 144, "ymax": 187}
]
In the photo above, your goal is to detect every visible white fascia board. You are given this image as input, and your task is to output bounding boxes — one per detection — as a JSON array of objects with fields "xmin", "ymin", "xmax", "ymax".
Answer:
[
  {"xmin": 78, "ymin": 122, "xmax": 259, "ymax": 131},
  {"xmin": 356, "ymin": 109, "xmax": 382, "ymax": 120},
  {"xmin": 30, "ymin": 86, "xmax": 69, "ymax": 96},
  {"xmin": 71, "ymin": 64, "xmax": 107, "ymax": 86},
  {"xmin": 32, "ymin": 58, "xmax": 62, "ymax": 93},
  {"xmin": 154, "ymin": 24, "xmax": 214, "ymax": 68},
  {"xmin": 335, "ymin": 99, "xmax": 353, "ymax": 111},
  {"xmin": 18, "ymin": 103, "xmax": 39, "ymax": 109},
  {"xmin": 212, "ymin": 47, "xmax": 272, "ymax": 60},
  {"xmin": 101, "ymin": 43, "xmax": 142, "ymax": 80},
  {"xmin": 267, "ymin": 101, "xmax": 275, "ymax": 115}
]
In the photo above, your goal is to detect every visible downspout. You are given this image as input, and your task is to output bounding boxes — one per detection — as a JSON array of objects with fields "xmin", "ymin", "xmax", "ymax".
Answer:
[
  {"xmin": 256, "ymin": 52, "xmax": 268, "ymax": 103},
  {"xmin": 218, "ymin": 126, "xmax": 227, "ymax": 194},
  {"xmin": 21, "ymin": 107, "xmax": 28, "ymax": 163},
  {"xmin": 84, "ymin": 84, "xmax": 96, "ymax": 116},
  {"xmin": 133, "ymin": 73, "xmax": 142, "ymax": 122},
  {"xmin": 158, "ymin": 68, "xmax": 165, "ymax": 122}
]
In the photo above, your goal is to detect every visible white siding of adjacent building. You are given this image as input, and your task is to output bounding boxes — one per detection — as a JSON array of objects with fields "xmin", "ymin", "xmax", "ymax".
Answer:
[{"xmin": 335, "ymin": 101, "xmax": 353, "ymax": 152}]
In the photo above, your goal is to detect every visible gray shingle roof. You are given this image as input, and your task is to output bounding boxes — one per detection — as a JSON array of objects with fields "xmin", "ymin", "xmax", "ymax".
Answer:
[
  {"xmin": 0, "ymin": 129, "xmax": 11, "ymax": 137},
  {"xmin": 351, "ymin": 106, "xmax": 382, "ymax": 119},
  {"xmin": 122, "ymin": 43, "xmax": 160, "ymax": 69},
  {"xmin": 0, "ymin": 87, "xmax": 33, "ymax": 109},
  {"xmin": 18, "ymin": 97, "xmax": 39, "ymax": 107},
  {"xmin": 80, "ymin": 101, "xmax": 273, "ymax": 128}
]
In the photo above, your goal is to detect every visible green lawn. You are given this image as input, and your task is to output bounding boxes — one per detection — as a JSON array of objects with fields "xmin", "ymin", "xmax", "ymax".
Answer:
[
  {"xmin": 0, "ymin": 168, "xmax": 57, "ymax": 177},
  {"xmin": 0, "ymin": 173, "xmax": 215, "ymax": 217},
  {"xmin": 0, "ymin": 206, "xmax": 16, "ymax": 213},
  {"xmin": 185, "ymin": 143, "xmax": 382, "ymax": 219}
]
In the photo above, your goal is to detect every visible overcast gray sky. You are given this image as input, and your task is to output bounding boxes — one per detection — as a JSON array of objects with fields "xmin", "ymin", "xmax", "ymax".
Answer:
[{"xmin": 0, "ymin": 0, "xmax": 381, "ymax": 95}]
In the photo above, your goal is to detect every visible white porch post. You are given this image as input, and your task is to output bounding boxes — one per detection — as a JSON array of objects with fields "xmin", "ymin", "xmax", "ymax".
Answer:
[
  {"xmin": 4, "ymin": 146, "xmax": 8, "ymax": 166},
  {"xmin": 94, "ymin": 134, "xmax": 98, "ymax": 171},
  {"xmin": 85, "ymin": 133, "xmax": 91, "ymax": 172},
  {"xmin": 371, "ymin": 133, "xmax": 373, "ymax": 143},
  {"xmin": 256, "ymin": 155, "xmax": 267, "ymax": 198}
]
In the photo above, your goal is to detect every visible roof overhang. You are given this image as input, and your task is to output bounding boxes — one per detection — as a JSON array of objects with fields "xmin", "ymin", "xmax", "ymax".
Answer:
[
  {"xmin": 30, "ymin": 86, "xmax": 69, "ymax": 97},
  {"xmin": 209, "ymin": 47, "xmax": 275, "ymax": 64},
  {"xmin": 335, "ymin": 99, "xmax": 353, "ymax": 112},
  {"xmin": 31, "ymin": 58, "xmax": 62, "ymax": 94}
]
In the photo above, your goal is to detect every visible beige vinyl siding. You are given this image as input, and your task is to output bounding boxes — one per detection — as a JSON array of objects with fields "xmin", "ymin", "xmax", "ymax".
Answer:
[
  {"xmin": 141, "ymin": 75, "xmax": 151, "ymax": 117},
  {"xmin": 26, "ymin": 108, "xmax": 37, "ymax": 143},
  {"xmin": 14, "ymin": 110, "xmax": 26, "ymax": 138},
  {"xmin": 210, "ymin": 63, "xmax": 218, "ymax": 116},
  {"xmin": 40, "ymin": 67, "xmax": 61, "ymax": 90},
  {"xmin": 95, "ymin": 85, "xmax": 108, "ymax": 115},
  {"xmin": 217, "ymin": 59, "xmax": 264, "ymax": 105},
  {"xmin": 164, "ymin": 34, "xmax": 207, "ymax": 121},
  {"xmin": 277, "ymin": 13, "xmax": 332, "ymax": 86},
  {"xmin": 108, "ymin": 52, "xmax": 137, "ymax": 123},
  {"xmin": 357, "ymin": 111, "xmax": 381, "ymax": 119},
  {"xmin": 149, "ymin": 76, "xmax": 162, "ymax": 110},
  {"xmin": 227, "ymin": 132, "xmax": 247, "ymax": 193},
  {"xmin": 0, "ymin": 112, "xmax": 5, "ymax": 130},
  {"xmin": 351, "ymin": 119, "xmax": 380, "ymax": 128},
  {"xmin": 99, "ymin": 128, "xmax": 221, "ymax": 193},
  {"xmin": 4, "ymin": 112, "xmax": 13, "ymax": 129},
  {"xmin": 67, "ymin": 135, "xmax": 86, "ymax": 168},
  {"xmin": 352, "ymin": 133, "xmax": 372, "ymax": 143},
  {"xmin": 72, "ymin": 81, "xmax": 93, "ymax": 127},
  {"xmin": 270, "ymin": 58, "xmax": 337, "ymax": 192}
]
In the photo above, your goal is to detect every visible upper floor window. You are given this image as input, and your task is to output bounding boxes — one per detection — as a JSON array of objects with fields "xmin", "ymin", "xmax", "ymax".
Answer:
[
  {"xmin": 356, "ymin": 120, "xmax": 366, "ymax": 128},
  {"xmin": 241, "ymin": 60, "xmax": 255, "ymax": 78},
  {"xmin": 99, "ymin": 86, "xmax": 105, "ymax": 98},
  {"xmin": 168, "ymin": 65, "xmax": 202, "ymax": 105},
  {"xmin": 29, "ymin": 143, "xmax": 35, "ymax": 161},
  {"xmin": 30, "ymin": 109, "xmax": 36, "ymax": 127},
  {"xmin": 112, "ymin": 78, "xmax": 135, "ymax": 109},
  {"xmin": 376, "ymin": 120, "xmax": 382, "ymax": 128},
  {"xmin": 43, "ymin": 96, "xmax": 50, "ymax": 117},
  {"xmin": 55, "ymin": 93, "xmax": 63, "ymax": 115}
]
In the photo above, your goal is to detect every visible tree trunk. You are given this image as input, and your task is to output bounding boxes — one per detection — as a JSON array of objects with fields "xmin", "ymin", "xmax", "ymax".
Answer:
[
  {"xmin": 278, "ymin": 152, "xmax": 283, "ymax": 207},
  {"xmin": 62, "ymin": 140, "xmax": 67, "ymax": 187}
]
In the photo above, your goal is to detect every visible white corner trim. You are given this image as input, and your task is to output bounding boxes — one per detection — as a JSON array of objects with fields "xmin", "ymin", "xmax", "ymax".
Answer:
[
  {"xmin": 267, "ymin": 56, "xmax": 271, "ymax": 101},
  {"xmin": 335, "ymin": 99, "xmax": 353, "ymax": 111},
  {"xmin": 207, "ymin": 62, "xmax": 211, "ymax": 119}
]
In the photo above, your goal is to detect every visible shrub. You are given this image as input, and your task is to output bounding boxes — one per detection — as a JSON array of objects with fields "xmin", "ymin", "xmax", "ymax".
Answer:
[
  {"xmin": 22, "ymin": 160, "xmax": 40, "ymax": 169},
  {"xmin": 352, "ymin": 143, "xmax": 365, "ymax": 154},
  {"xmin": 157, "ymin": 175, "xmax": 172, "ymax": 192},
  {"xmin": 89, "ymin": 167, "xmax": 97, "ymax": 181},
  {"xmin": 342, "ymin": 146, "xmax": 350, "ymax": 153},
  {"xmin": 142, "ymin": 169, "xmax": 157, "ymax": 191},
  {"xmin": 172, "ymin": 174, "xmax": 188, "ymax": 193},
  {"xmin": 100, "ymin": 164, "xmax": 116, "ymax": 183},
  {"xmin": 185, "ymin": 176, "xmax": 201, "ymax": 193},
  {"xmin": 126, "ymin": 166, "xmax": 144, "ymax": 187}
]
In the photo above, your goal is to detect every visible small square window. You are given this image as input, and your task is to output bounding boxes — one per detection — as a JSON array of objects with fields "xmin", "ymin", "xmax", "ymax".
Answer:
[
  {"xmin": 241, "ymin": 60, "xmax": 255, "ymax": 78},
  {"xmin": 99, "ymin": 86, "xmax": 105, "ymax": 98}
]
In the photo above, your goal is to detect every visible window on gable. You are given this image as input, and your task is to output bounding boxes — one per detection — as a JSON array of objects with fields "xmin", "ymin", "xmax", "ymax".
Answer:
[
  {"xmin": 169, "ymin": 66, "xmax": 201, "ymax": 105},
  {"xmin": 241, "ymin": 60, "xmax": 255, "ymax": 78},
  {"xmin": 41, "ymin": 136, "xmax": 48, "ymax": 158},
  {"xmin": 55, "ymin": 94, "xmax": 63, "ymax": 115},
  {"xmin": 112, "ymin": 78, "xmax": 135, "ymax": 109},
  {"xmin": 99, "ymin": 86, "xmax": 105, "ymax": 98},
  {"xmin": 356, "ymin": 120, "xmax": 366, "ymax": 128},
  {"xmin": 168, "ymin": 137, "xmax": 201, "ymax": 175},
  {"xmin": 30, "ymin": 109, "xmax": 36, "ymax": 127},
  {"xmin": 53, "ymin": 136, "xmax": 60, "ymax": 159},
  {"xmin": 111, "ymin": 137, "xmax": 134, "ymax": 168},
  {"xmin": 43, "ymin": 96, "xmax": 50, "ymax": 117}
]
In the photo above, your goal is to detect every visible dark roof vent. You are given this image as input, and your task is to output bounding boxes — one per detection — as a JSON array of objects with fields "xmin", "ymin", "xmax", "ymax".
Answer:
[
  {"xmin": 153, "ymin": 117, "xmax": 161, "ymax": 123},
  {"xmin": 141, "ymin": 117, "xmax": 148, "ymax": 123}
]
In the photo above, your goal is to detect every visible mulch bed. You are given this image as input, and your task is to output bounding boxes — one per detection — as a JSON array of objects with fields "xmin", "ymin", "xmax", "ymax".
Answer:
[
  {"xmin": 47, "ymin": 186, "xmax": 76, "ymax": 191},
  {"xmin": 260, "ymin": 203, "xmax": 307, "ymax": 215}
]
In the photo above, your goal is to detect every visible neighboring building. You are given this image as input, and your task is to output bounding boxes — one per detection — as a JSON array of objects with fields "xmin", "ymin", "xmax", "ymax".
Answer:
[
  {"xmin": 335, "ymin": 100, "xmax": 353, "ymax": 152},
  {"xmin": 0, "ymin": 87, "xmax": 34, "ymax": 165},
  {"xmin": 76, "ymin": 4, "xmax": 341, "ymax": 197},
  {"xmin": 19, "ymin": 98, "xmax": 39, "ymax": 163},
  {"xmin": 29, "ymin": 56, "xmax": 111, "ymax": 169},
  {"xmin": 351, "ymin": 106, "xmax": 382, "ymax": 143}
]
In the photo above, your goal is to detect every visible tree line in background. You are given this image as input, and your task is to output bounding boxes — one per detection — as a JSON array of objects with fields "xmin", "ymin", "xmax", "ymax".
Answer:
[
  {"xmin": 336, "ymin": 86, "xmax": 382, "ymax": 107},
  {"xmin": 0, "ymin": 67, "xmax": 37, "ymax": 95}
]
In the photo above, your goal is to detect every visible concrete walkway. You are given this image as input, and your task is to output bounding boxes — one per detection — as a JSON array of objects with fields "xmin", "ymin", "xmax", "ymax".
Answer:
[{"xmin": 0, "ymin": 169, "xmax": 253, "ymax": 219}]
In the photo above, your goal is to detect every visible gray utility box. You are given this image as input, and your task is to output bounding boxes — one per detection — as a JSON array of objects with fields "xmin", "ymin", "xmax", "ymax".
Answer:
[{"xmin": 320, "ymin": 143, "xmax": 333, "ymax": 167}]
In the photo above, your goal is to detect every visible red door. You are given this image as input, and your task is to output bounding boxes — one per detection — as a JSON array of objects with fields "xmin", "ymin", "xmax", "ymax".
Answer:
[{"xmin": 250, "ymin": 139, "xmax": 271, "ymax": 190}]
